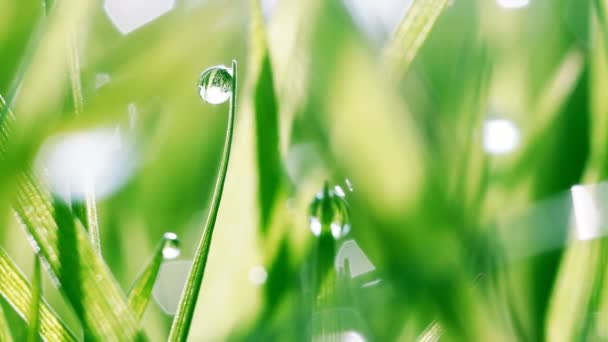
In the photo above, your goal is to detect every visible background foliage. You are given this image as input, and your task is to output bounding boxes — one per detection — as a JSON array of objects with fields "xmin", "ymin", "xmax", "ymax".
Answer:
[{"xmin": 0, "ymin": 0, "xmax": 607, "ymax": 340}]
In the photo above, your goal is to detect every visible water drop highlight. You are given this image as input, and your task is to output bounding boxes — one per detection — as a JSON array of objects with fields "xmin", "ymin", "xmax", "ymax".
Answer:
[
  {"xmin": 162, "ymin": 232, "xmax": 180, "ymax": 260},
  {"xmin": 309, "ymin": 182, "xmax": 351, "ymax": 239},
  {"xmin": 198, "ymin": 65, "xmax": 233, "ymax": 104}
]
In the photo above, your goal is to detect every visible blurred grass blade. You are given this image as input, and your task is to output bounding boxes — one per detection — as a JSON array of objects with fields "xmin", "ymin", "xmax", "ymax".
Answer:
[
  {"xmin": 594, "ymin": 0, "xmax": 608, "ymax": 53},
  {"xmin": 66, "ymin": 28, "xmax": 101, "ymax": 255},
  {"xmin": 168, "ymin": 60, "xmax": 238, "ymax": 341},
  {"xmin": 127, "ymin": 234, "xmax": 175, "ymax": 322},
  {"xmin": 0, "ymin": 94, "xmax": 141, "ymax": 339},
  {"xmin": 26, "ymin": 256, "xmax": 41, "ymax": 342},
  {"xmin": 251, "ymin": 0, "xmax": 283, "ymax": 232},
  {"xmin": 0, "ymin": 248, "xmax": 77, "ymax": 341},
  {"xmin": 383, "ymin": 0, "xmax": 449, "ymax": 79},
  {"xmin": 0, "ymin": 301, "xmax": 14, "ymax": 342}
]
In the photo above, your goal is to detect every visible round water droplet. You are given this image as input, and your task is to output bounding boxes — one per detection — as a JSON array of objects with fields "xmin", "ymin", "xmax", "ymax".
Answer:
[
  {"xmin": 309, "ymin": 182, "xmax": 351, "ymax": 239},
  {"xmin": 198, "ymin": 65, "xmax": 233, "ymax": 104},
  {"xmin": 162, "ymin": 232, "xmax": 180, "ymax": 260}
]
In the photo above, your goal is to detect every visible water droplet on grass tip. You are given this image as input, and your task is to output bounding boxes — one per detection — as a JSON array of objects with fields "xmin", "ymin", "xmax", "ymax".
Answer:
[
  {"xmin": 309, "ymin": 182, "xmax": 351, "ymax": 239},
  {"xmin": 198, "ymin": 65, "xmax": 233, "ymax": 104},
  {"xmin": 162, "ymin": 232, "xmax": 180, "ymax": 260}
]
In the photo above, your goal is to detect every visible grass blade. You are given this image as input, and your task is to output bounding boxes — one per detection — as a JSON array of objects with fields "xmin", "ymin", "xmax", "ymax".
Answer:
[
  {"xmin": 168, "ymin": 59, "xmax": 238, "ymax": 341},
  {"xmin": 382, "ymin": 0, "xmax": 449, "ymax": 79},
  {"xmin": 127, "ymin": 233, "xmax": 176, "ymax": 322},
  {"xmin": 64, "ymin": 22, "xmax": 101, "ymax": 255},
  {"xmin": 0, "ymin": 300, "xmax": 14, "ymax": 342},
  {"xmin": 26, "ymin": 256, "xmax": 41, "ymax": 342},
  {"xmin": 0, "ymin": 247, "xmax": 77, "ymax": 341},
  {"xmin": 251, "ymin": 0, "xmax": 283, "ymax": 233}
]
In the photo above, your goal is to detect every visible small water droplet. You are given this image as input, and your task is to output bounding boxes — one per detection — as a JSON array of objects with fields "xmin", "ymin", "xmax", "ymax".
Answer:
[
  {"xmin": 309, "ymin": 182, "xmax": 351, "ymax": 239},
  {"xmin": 162, "ymin": 232, "xmax": 180, "ymax": 260},
  {"xmin": 198, "ymin": 65, "xmax": 233, "ymax": 104}
]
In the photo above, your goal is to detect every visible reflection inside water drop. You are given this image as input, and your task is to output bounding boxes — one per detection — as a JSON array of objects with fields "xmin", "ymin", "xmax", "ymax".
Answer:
[
  {"xmin": 198, "ymin": 65, "xmax": 233, "ymax": 104},
  {"xmin": 162, "ymin": 232, "xmax": 180, "ymax": 260},
  {"xmin": 309, "ymin": 182, "xmax": 351, "ymax": 239}
]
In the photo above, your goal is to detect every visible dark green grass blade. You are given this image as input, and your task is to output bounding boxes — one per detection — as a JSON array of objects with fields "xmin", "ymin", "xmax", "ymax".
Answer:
[
  {"xmin": 127, "ymin": 235, "xmax": 173, "ymax": 322},
  {"xmin": 383, "ymin": 0, "xmax": 449, "ymax": 79},
  {"xmin": 251, "ymin": 0, "xmax": 283, "ymax": 233},
  {"xmin": 0, "ymin": 248, "xmax": 77, "ymax": 341},
  {"xmin": 26, "ymin": 256, "xmax": 41, "ymax": 342},
  {"xmin": 0, "ymin": 97, "xmax": 141, "ymax": 340},
  {"xmin": 168, "ymin": 60, "xmax": 238, "ymax": 341},
  {"xmin": 0, "ymin": 300, "xmax": 14, "ymax": 342}
]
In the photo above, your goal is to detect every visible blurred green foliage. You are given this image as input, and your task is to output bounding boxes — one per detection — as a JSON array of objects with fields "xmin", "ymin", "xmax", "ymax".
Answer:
[{"xmin": 1, "ymin": 0, "xmax": 608, "ymax": 340}]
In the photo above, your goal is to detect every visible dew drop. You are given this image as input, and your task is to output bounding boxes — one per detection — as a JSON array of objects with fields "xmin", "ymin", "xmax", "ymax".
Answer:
[
  {"xmin": 162, "ymin": 232, "xmax": 180, "ymax": 260},
  {"xmin": 309, "ymin": 182, "xmax": 351, "ymax": 239},
  {"xmin": 198, "ymin": 65, "xmax": 233, "ymax": 104}
]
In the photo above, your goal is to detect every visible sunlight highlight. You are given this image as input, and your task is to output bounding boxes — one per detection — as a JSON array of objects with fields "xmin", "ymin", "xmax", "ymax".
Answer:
[
  {"xmin": 571, "ymin": 184, "xmax": 604, "ymax": 241},
  {"xmin": 496, "ymin": 0, "xmax": 530, "ymax": 9},
  {"xmin": 483, "ymin": 118, "xmax": 520, "ymax": 155},
  {"xmin": 104, "ymin": 0, "xmax": 176, "ymax": 34}
]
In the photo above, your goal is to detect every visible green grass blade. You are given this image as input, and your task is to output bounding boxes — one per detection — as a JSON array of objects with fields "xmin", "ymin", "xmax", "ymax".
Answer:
[
  {"xmin": 251, "ymin": 0, "xmax": 283, "ymax": 233},
  {"xmin": 26, "ymin": 256, "xmax": 41, "ymax": 342},
  {"xmin": 382, "ymin": 0, "xmax": 449, "ymax": 79},
  {"xmin": 168, "ymin": 59, "xmax": 238, "ymax": 341},
  {"xmin": 127, "ymin": 234, "xmax": 174, "ymax": 322},
  {"xmin": 0, "ymin": 300, "xmax": 14, "ymax": 342},
  {"xmin": 65, "ymin": 26, "xmax": 101, "ymax": 255},
  {"xmin": 0, "ymin": 248, "xmax": 77, "ymax": 341}
]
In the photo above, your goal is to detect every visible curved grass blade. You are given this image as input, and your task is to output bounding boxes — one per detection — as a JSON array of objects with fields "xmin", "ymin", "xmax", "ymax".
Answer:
[
  {"xmin": 0, "ymin": 248, "xmax": 77, "ymax": 341},
  {"xmin": 26, "ymin": 256, "xmax": 41, "ymax": 342},
  {"xmin": 382, "ymin": 0, "xmax": 449, "ymax": 79},
  {"xmin": 168, "ymin": 59, "xmax": 238, "ymax": 341},
  {"xmin": 0, "ymin": 301, "xmax": 14, "ymax": 342},
  {"xmin": 127, "ymin": 234, "xmax": 175, "ymax": 322}
]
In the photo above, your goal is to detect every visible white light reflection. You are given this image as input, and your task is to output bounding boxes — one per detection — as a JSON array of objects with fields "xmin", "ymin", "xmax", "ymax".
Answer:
[
  {"xmin": 496, "ymin": 0, "xmax": 529, "ymax": 9},
  {"xmin": 317, "ymin": 331, "xmax": 366, "ymax": 342},
  {"xmin": 36, "ymin": 127, "xmax": 137, "ymax": 202},
  {"xmin": 571, "ymin": 184, "xmax": 604, "ymax": 241},
  {"xmin": 104, "ymin": 0, "xmax": 176, "ymax": 35},
  {"xmin": 334, "ymin": 185, "xmax": 346, "ymax": 198},
  {"xmin": 482, "ymin": 118, "xmax": 520, "ymax": 155},
  {"xmin": 94, "ymin": 73, "xmax": 111, "ymax": 89},
  {"xmin": 286, "ymin": 144, "xmax": 323, "ymax": 185},
  {"xmin": 248, "ymin": 265, "xmax": 268, "ymax": 285},
  {"xmin": 261, "ymin": 0, "xmax": 277, "ymax": 22},
  {"xmin": 310, "ymin": 217, "xmax": 322, "ymax": 236},
  {"xmin": 343, "ymin": 0, "xmax": 412, "ymax": 42},
  {"xmin": 335, "ymin": 240, "xmax": 375, "ymax": 278},
  {"xmin": 153, "ymin": 260, "xmax": 192, "ymax": 315}
]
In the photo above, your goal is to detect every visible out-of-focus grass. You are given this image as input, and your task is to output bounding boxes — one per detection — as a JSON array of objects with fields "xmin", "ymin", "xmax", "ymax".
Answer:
[{"xmin": 1, "ymin": 0, "xmax": 607, "ymax": 340}]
